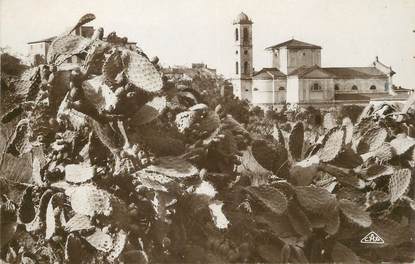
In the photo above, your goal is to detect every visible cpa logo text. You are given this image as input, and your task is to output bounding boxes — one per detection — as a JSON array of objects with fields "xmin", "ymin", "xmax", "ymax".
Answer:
[{"xmin": 360, "ymin": 231, "xmax": 384, "ymax": 244}]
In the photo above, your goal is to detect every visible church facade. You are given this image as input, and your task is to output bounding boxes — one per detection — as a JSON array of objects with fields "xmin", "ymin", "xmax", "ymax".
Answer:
[{"xmin": 231, "ymin": 12, "xmax": 401, "ymax": 108}]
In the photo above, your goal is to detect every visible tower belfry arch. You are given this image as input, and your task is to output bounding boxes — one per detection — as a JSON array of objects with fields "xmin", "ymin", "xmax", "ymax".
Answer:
[{"xmin": 232, "ymin": 12, "xmax": 253, "ymax": 101}]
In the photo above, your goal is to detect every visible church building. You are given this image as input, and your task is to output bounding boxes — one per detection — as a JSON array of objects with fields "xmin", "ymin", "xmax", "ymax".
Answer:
[{"xmin": 231, "ymin": 12, "xmax": 407, "ymax": 108}]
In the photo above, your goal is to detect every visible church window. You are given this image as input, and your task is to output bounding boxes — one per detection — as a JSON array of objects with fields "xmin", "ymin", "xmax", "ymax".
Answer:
[
  {"xmin": 235, "ymin": 28, "xmax": 238, "ymax": 41},
  {"xmin": 244, "ymin": 61, "xmax": 248, "ymax": 74},
  {"xmin": 370, "ymin": 85, "xmax": 376, "ymax": 90},
  {"xmin": 311, "ymin": 83, "xmax": 322, "ymax": 91},
  {"xmin": 279, "ymin": 87, "xmax": 285, "ymax": 90},
  {"xmin": 334, "ymin": 84, "xmax": 339, "ymax": 90},
  {"xmin": 352, "ymin": 85, "xmax": 358, "ymax": 90},
  {"xmin": 236, "ymin": 62, "xmax": 239, "ymax": 74},
  {"xmin": 243, "ymin": 28, "xmax": 248, "ymax": 42}
]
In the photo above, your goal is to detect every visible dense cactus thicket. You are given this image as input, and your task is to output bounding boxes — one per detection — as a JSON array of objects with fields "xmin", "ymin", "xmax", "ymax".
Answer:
[{"xmin": 1, "ymin": 14, "xmax": 415, "ymax": 263}]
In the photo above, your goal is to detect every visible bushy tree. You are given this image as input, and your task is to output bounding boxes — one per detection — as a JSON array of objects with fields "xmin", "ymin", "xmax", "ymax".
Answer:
[
  {"xmin": 249, "ymin": 106, "xmax": 264, "ymax": 118},
  {"xmin": 218, "ymin": 95, "xmax": 250, "ymax": 124},
  {"xmin": 337, "ymin": 105, "xmax": 365, "ymax": 123},
  {"xmin": 0, "ymin": 51, "xmax": 28, "ymax": 76}
]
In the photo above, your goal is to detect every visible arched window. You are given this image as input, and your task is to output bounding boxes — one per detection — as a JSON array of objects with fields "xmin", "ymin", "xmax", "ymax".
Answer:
[
  {"xmin": 243, "ymin": 28, "xmax": 248, "ymax": 42},
  {"xmin": 244, "ymin": 50, "xmax": 248, "ymax": 55},
  {"xmin": 370, "ymin": 85, "xmax": 377, "ymax": 90},
  {"xmin": 352, "ymin": 85, "xmax": 358, "ymax": 90},
  {"xmin": 279, "ymin": 87, "xmax": 285, "ymax": 90},
  {"xmin": 235, "ymin": 28, "xmax": 238, "ymax": 41},
  {"xmin": 235, "ymin": 62, "xmax": 239, "ymax": 74},
  {"xmin": 334, "ymin": 84, "xmax": 339, "ymax": 90},
  {"xmin": 236, "ymin": 50, "xmax": 238, "ymax": 55},
  {"xmin": 244, "ymin": 61, "xmax": 248, "ymax": 74},
  {"xmin": 311, "ymin": 83, "xmax": 322, "ymax": 91}
]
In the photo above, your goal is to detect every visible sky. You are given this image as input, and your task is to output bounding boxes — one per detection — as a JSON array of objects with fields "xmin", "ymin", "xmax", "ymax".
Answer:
[{"xmin": 1, "ymin": 0, "xmax": 414, "ymax": 88}]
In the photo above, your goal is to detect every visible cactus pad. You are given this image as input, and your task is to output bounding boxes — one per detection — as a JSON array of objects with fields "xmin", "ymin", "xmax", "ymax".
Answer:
[
  {"xmin": 70, "ymin": 185, "xmax": 113, "ymax": 217},
  {"xmin": 64, "ymin": 214, "xmax": 94, "ymax": 233},
  {"xmin": 294, "ymin": 186, "xmax": 336, "ymax": 212},
  {"xmin": 122, "ymin": 49, "xmax": 163, "ymax": 92},
  {"xmin": 338, "ymin": 199, "xmax": 372, "ymax": 227},
  {"xmin": 288, "ymin": 122, "xmax": 304, "ymax": 161},
  {"xmin": 244, "ymin": 185, "xmax": 288, "ymax": 215},
  {"xmin": 47, "ymin": 35, "xmax": 91, "ymax": 65},
  {"xmin": 389, "ymin": 169, "xmax": 412, "ymax": 203},
  {"xmin": 390, "ymin": 135, "xmax": 415, "ymax": 155},
  {"xmin": 317, "ymin": 127, "xmax": 345, "ymax": 162}
]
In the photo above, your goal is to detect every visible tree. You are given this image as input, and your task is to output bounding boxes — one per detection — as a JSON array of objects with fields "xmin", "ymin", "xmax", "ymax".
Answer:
[
  {"xmin": 250, "ymin": 106, "xmax": 264, "ymax": 118},
  {"xmin": 1, "ymin": 52, "xmax": 27, "ymax": 76},
  {"xmin": 219, "ymin": 95, "xmax": 250, "ymax": 124},
  {"xmin": 337, "ymin": 105, "xmax": 364, "ymax": 123}
]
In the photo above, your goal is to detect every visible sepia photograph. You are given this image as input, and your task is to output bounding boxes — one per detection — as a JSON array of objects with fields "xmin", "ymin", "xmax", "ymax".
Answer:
[{"xmin": 0, "ymin": 0, "xmax": 414, "ymax": 263}]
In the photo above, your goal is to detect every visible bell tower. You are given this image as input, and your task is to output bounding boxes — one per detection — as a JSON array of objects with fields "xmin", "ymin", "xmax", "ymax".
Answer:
[{"xmin": 232, "ymin": 12, "xmax": 253, "ymax": 101}]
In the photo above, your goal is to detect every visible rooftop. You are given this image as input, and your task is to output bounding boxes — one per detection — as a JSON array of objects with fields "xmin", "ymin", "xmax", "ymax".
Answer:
[
  {"xmin": 288, "ymin": 65, "xmax": 327, "ymax": 77},
  {"xmin": 323, "ymin": 67, "xmax": 388, "ymax": 79},
  {"xmin": 335, "ymin": 92, "xmax": 409, "ymax": 102},
  {"xmin": 253, "ymin": 67, "xmax": 286, "ymax": 79},
  {"xmin": 265, "ymin": 39, "xmax": 321, "ymax": 50},
  {"xmin": 287, "ymin": 65, "xmax": 388, "ymax": 79}
]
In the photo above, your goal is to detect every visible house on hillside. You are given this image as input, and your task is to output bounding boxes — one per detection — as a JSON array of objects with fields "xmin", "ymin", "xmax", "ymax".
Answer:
[
  {"xmin": 27, "ymin": 26, "xmax": 137, "ymax": 66},
  {"xmin": 231, "ymin": 12, "xmax": 411, "ymax": 109}
]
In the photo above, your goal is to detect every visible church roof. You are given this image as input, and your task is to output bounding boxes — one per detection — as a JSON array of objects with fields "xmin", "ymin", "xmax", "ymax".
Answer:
[
  {"xmin": 287, "ymin": 65, "xmax": 388, "ymax": 79},
  {"xmin": 253, "ymin": 68, "xmax": 286, "ymax": 79},
  {"xmin": 335, "ymin": 92, "xmax": 409, "ymax": 102},
  {"xmin": 288, "ymin": 65, "xmax": 333, "ymax": 77},
  {"xmin": 233, "ymin": 12, "xmax": 253, "ymax": 25},
  {"xmin": 265, "ymin": 39, "xmax": 321, "ymax": 50},
  {"xmin": 323, "ymin": 67, "xmax": 388, "ymax": 79}
]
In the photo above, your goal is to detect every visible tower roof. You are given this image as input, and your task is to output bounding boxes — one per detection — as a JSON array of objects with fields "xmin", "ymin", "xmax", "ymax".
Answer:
[
  {"xmin": 265, "ymin": 39, "xmax": 321, "ymax": 50},
  {"xmin": 233, "ymin": 12, "xmax": 253, "ymax": 25}
]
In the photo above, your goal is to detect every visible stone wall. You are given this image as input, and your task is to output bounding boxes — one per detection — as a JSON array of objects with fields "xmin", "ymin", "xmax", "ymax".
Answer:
[
  {"xmin": 299, "ymin": 78, "xmax": 335, "ymax": 103},
  {"xmin": 252, "ymin": 79, "xmax": 287, "ymax": 105},
  {"xmin": 287, "ymin": 49, "xmax": 321, "ymax": 74},
  {"xmin": 232, "ymin": 79, "xmax": 252, "ymax": 101},
  {"xmin": 287, "ymin": 76, "xmax": 299, "ymax": 103},
  {"xmin": 333, "ymin": 78, "xmax": 388, "ymax": 93}
]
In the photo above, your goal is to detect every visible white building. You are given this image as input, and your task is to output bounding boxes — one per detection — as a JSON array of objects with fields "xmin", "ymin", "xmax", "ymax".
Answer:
[{"xmin": 231, "ymin": 12, "xmax": 409, "ymax": 108}]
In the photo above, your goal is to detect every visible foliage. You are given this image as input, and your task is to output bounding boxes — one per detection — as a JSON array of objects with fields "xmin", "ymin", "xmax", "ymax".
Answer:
[
  {"xmin": 0, "ymin": 52, "xmax": 28, "ymax": 76},
  {"xmin": 337, "ymin": 104, "xmax": 365, "ymax": 123},
  {"xmin": 246, "ymin": 116, "xmax": 274, "ymax": 138},
  {"xmin": 249, "ymin": 106, "xmax": 264, "ymax": 118},
  {"xmin": 215, "ymin": 95, "xmax": 250, "ymax": 124}
]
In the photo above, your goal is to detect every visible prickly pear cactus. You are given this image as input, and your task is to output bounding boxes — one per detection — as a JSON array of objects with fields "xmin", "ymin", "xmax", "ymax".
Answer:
[{"xmin": 2, "ymin": 12, "xmax": 415, "ymax": 264}]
